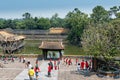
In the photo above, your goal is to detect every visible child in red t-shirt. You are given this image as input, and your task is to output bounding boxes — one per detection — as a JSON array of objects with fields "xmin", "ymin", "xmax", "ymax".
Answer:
[{"xmin": 34, "ymin": 65, "xmax": 40, "ymax": 80}]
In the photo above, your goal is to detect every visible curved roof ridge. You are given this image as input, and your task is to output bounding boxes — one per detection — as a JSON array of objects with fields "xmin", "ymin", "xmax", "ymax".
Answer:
[{"xmin": 39, "ymin": 41, "xmax": 64, "ymax": 50}]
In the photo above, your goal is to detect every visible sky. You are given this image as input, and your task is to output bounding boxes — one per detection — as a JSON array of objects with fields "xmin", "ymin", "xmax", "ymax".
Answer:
[{"xmin": 0, "ymin": 0, "xmax": 120, "ymax": 19}]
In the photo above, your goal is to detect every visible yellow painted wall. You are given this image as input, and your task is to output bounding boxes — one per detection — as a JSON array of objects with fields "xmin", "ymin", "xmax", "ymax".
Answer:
[{"xmin": 49, "ymin": 28, "xmax": 68, "ymax": 34}]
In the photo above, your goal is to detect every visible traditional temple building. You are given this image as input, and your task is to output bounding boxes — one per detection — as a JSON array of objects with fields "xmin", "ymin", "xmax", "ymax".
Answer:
[
  {"xmin": 0, "ymin": 31, "xmax": 25, "ymax": 54},
  {"xmin": 39, "ymin": 41, "xmax": 64, "ymax": 60},
  {"xmin": 49, "ymin": 27, "xmax": 68, "ymax": 34}
]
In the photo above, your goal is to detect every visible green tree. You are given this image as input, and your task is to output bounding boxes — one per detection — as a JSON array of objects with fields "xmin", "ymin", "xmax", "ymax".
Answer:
[
  {"xmin": 36, "ymin": 17, "xmax": 51, "ymax": 30},
  {"xmin": 0, "ymin": 19, "xmax": 5, "ymax": 29},
  {"xmin": 15, "ymin": 20, "xmax": 26, "ymax": 29},
  {"xmin": 116, "ymin": 12, "xmax": 120, "ymax": 18},
  {"xmin": 109, "ymin": 6, "xmax": 120, "ymax": 18},
  {"xmin": 22, "ymin": 12, "xmax": 31, "ymax": 19},
  {"xmin": 23, "ymin": 18, "xmax": 36, "ymax": 29},
  {"xmin": 82, "ymin": 23, "xmax": 120, "ymax": 69},
  {"xmin": 22, "ymin": 13, "xmax": 37, "ymax": 29},
  {"xmin": 3, "ymin": 19, "xmax": 16, "ymax": 29},
  {"xmin": 50, "ymin": 13, "xmax": 65, "ymax": 27},
  {"xmin": 65, "ymin": 8, "xmax": 89, "ymax": 46},
  {"xmin": 91, "ymin": 6, "xmax": 110, "ymax": 23}
]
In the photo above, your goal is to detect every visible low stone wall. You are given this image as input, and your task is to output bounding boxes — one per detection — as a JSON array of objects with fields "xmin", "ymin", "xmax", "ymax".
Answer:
[
  {"xmin": 0, "ymin": 54, "xmax": 92, "ymax": 59},
  {"xmin": 0, "ymin": 54, "xmax": 42, "ymax": 58},
  {"xmin": 63, "ymin": 55, "xmax": 92, "ymax": 59}
]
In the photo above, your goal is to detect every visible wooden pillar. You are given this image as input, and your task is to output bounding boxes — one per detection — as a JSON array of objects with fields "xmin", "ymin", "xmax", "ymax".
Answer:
[
  {"xmin": 59, "ymin": 50, "xmax": 62, "ymax": 59},
  {"xmin": 45, "ymin": 50, "xmax": 47, "ymax": 60},
  {"xmin": 42, "ymin": 50, "xmax": 45, "ymax": 60},
  {"xmin": 43, "ymin": 49, "xmax": 47, "ymax": 60},
  {"xmin": 46, "ymin": 50, "xmax": 48, "ymax": 60}
]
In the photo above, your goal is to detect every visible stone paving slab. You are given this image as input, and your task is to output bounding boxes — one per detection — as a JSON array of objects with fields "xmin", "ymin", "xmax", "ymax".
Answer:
[
  {"xmin": 0, "ymin": 68, "xmax": 22, "ymax": 80},
  {"xmin": 39, "ymin": 61, "xmax": 58, "ymax": 80},
  {"xmin": 58, "ymin": 61, "xmax": 120, "ymax": 80},
  {"xmin": 14, "ymin": 69, "xmax": 29, "ymax": 80}
]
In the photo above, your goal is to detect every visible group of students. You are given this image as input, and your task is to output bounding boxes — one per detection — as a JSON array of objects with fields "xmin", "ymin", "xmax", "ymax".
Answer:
[
  {"xmin": 77, "ymin": 59, "xmax": 92, "ymax": 71},
  {"xmin": 2, "ymin": 56, "xmax": 16, "ymax": 64},
  {"xmin": 63, "ymin": 57, "xmax": 72, "ymax": 66},
  {"xmin": 27, "ymin": 59, "xmax": 61, "ymax": 80},
  {"xmin": 27, "ymin": 60, "xmax": 40, "ymax": 80},
  {"xmin": 63, "ymin": 57, "xmax": 92, "ymax": 72},
  {"xmin": 48, "ymin": 58, "xmax": 60, "ymax": 77}
]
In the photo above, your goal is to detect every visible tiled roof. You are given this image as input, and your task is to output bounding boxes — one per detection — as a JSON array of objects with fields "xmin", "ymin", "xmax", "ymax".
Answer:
[
  {"xmin": 0, "ymin": 31, "xmax": 25, "ymax": 41},
  {"xmin": 39, "ymin": 41, "xmax": 64, "ymax": 50}
]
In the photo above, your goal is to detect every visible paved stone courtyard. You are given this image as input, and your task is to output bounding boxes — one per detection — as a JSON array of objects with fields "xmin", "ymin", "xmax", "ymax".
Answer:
[
  {"xmin": 0, "ymin": 58, "xmax": 120, "ymax": 80},
  {"xmin": 58, "ymin": 63, "xmax": 119, "ymax": 80}
]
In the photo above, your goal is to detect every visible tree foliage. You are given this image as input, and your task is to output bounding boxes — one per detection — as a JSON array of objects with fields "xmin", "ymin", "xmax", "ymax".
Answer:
[
  {"xmin": 50, "ymin": 13, "xmax": 65, "ymax": 27},
  {"xmin": 91, "ymin": 6, "xmax": 110, "ymax": 23},
  {"xmin": 65, "ymin": 8, "xmax": 89, "ymax": 46},
  {"xmin": 81, "ymin": 23, "xmax": 120, "ymax": 62},
  {"xmin": 22, "ymin": 12, "xmax": 32, "ymax": 19},
  {"xmin": 36, "ymin": 17, "xmax": 51, "ymax": 29},
  {"xmin": 109, "ymin": 6, "xmax": 120, "ymax": 18}
]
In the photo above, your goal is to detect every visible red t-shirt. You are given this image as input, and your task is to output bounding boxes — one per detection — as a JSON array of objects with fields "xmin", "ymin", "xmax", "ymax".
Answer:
[
  {"xmin": 48, "ymin": 65, "xmax": 51, "ymax": 72},
  {"xmin": 81, "ymin": 61, "xmax": 85, "ymax": 69},
  {"xmin": 86, "ymin": 61, "xmax": 89, "ymax": 68},
  {"xmin": 34, "ymin": 67, "xmax": 40, "ymax": 72}
]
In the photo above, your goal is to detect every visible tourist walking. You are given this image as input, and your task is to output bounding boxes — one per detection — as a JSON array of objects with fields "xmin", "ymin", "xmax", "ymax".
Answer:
[
  {"xmin": 57, "ymin": 58, "xmax": 60, "ymax": 70},
  {"xmin": 80, "ymin": 59, "xmax": 85, "ymax": 70},
  {"xmin": 28, "ymin": 67, "xmax": 35, "ymax": 80},
  {"xmin": 26, "ymin": 61, "xmax": 32, "ymax": 70},
  {"xmin": 89, "ymin": 59, "xmax": 93, "ymax": 71},
  {"xmin": 34, "ymin": 65, "xmax": 40, "ymax": 80},
  {"xmin": 48, "ymin": 63, "xmax": 52, "ymax": 77},
  {"xmin": 77, "ymin": 63, "xmax": 80, "ymax": 72},
  {"xmin": 76, "ymin": 58, "xmax": 78, "ymax": 65},
  {"xmin": 11, "ymin": 57, "xmax": 14, "ymax": 62},
  {"xmin": 54, "ymin": 60, "xmax": 57, "ymax": 70},
  {"xmin": 68, "ymin": 58, "xmax": 71, "ymax": 66},
  {"xmin": 4, "ymin": 57, "xmax": 7, "ymax": 64},
  {"xmin": 19, "ymin": 56, "xmax": 22, "ymax": 62},
  {"xmin": 65, "ymin": 58, "xmax": 68, "ymax": 65},
  {"xmin": 49, "ymin": 59, "xmax": 53, "ymax": 70},
  {"xmin": 85, "ymin": 61, "xmax": 89, "ymax": 70},
  {"xmin": 23, "ymin": 57, "xmax": 26, "ymax": 63}
]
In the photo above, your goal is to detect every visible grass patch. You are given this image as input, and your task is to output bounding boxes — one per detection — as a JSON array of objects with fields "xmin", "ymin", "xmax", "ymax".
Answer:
[
  {"xmin": 22, "ymin": 40, "xmax": 85, "ymax": 55},
  {"xmin": 64, "ymin": 44, "xmax": 85, "ymax": 55},
  {"xmin": 0, "ymin": 40, "xmax": 85, "ymax": 55},
  {"xmin": 21, "ymin": 40, "xmax": 42, "ymax": 54}
]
